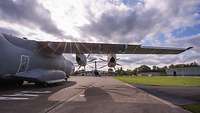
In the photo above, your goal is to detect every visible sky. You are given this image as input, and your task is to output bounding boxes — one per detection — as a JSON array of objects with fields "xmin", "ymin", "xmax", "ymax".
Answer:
[{"xmin": 0, "ymin": 0, "xmax": 200, "ymax": 70}]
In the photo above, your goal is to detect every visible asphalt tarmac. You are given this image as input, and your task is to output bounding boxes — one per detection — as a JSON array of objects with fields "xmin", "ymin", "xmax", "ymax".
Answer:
[
  {"xmin": 135, "ymin": 85, "xmax": 200, "ymax": 105},
  {"xmin": 0, "ymin": 76, "xmax": 191, "ymax": 113}
]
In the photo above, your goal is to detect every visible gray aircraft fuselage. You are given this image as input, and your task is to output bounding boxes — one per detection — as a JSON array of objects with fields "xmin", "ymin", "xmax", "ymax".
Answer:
[{"xmin": 0, "ymin": 34, "xmax": 75, "ymax": 84}]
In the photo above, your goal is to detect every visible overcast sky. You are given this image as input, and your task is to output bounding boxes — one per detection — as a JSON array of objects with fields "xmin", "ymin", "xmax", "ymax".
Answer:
[{"xmin": 0, "ymin": 0, "xmax": 200, "ymax": 70}]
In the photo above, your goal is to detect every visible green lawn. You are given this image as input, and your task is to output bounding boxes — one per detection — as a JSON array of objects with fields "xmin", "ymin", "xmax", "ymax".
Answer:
[
  {"xmin": 182, "ymin": 104, "xmax": 200, "ymax": 113},
  {"xmin": 115, "ymin": 76, "xmax": 200, "ymax": 86}
]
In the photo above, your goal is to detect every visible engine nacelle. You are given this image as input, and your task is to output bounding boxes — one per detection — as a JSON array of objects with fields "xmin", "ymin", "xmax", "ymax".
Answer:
[
  {"xmin": 76, "ymin": 54, "xmax": 87, "ymax": 66},
  {"xmin": 107, "ymin": 54, "xmax": 116, "ymax": 67}
]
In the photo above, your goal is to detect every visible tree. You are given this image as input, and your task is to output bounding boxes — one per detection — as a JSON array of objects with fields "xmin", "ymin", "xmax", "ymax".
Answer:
[
  {"xmin": 115, "ymin": 67, "xmax": 126, "ymax": 75},
  {"xmin": 137, "ymin": 65, "xmax": 151, "ymax": 73},
  {"xmin": 169, "ymin": 64, "xmax": 175, "ymax": 69},
  {"xmin": 190, "ymin": 61, "xmax": 199, "ymax": 67},
  {"xmin": 126, "ymin": 69, "xmax": 133, "ymax": 75},
  {"xmin": 152, "ymin": 65, "xmax": 159, "ymax": 71}
]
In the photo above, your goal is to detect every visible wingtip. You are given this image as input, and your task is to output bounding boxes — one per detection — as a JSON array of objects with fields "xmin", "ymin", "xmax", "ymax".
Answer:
[{"xmin": 186, "ymin": 47, "xmax": 193, "ymax": 50}]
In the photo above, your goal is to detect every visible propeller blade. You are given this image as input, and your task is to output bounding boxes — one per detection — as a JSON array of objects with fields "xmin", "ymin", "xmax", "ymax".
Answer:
[
  {"xmin": 77, "ymin": 65, "xmax": 81, "ymax": 70},
  {"xmin": 116, "ymin": 58, "xmax": 120, "ymax": 60},
  {"xmin": 88, "ymin": 60, "xmax": 104, "ymax": 63},
  {"xmin": 88, "ymin": 58, "xmax": 97, "ymax": 62},
  {"xmin": 87, "ymin": 54, "xmax": 90, "ymax": 59},
  {"xmin": 99, "ymin": 65, "xmax": 107, "ymax": 69},
  {"xmin": 116, "ymin": 63, "xmax": 122, "ymax": 66},
  {"xmin": 96, "ymin": 60, "xmax": 104, "ymax": 63},
  {"xmin": 99, "ymin": 58, "xmax": 107, "ymax": 62},
  {"xmin": 87, "ymin": 64, "xmax": 94, "ymax": 68}
]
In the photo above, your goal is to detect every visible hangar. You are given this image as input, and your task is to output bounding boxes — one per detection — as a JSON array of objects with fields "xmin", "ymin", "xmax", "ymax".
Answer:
[{"xmin": 166, "ymin": 67, "xmax": 200, "ymax": 76}]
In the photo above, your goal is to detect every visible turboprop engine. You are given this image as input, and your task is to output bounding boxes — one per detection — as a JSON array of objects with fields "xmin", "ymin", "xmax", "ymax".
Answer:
[
  {"xmin": 98, "ymin": 54, "xmax": 121, "ymax": 69},
  {"xmin": 107, "ymin": 54, "xmax": 117, "ymax": 67},
  {"xmin": 76, "ymin": 54, "xmax": 87, "ymax": 67}
]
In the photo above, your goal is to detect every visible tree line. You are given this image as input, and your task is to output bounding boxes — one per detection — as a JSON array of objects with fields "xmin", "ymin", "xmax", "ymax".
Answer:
[{"xmin": 115, "ymin": 61, "xmax": 200, "ymax": 75}]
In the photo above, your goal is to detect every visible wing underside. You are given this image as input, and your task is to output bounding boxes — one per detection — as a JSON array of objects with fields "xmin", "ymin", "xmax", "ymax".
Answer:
[{"xmin": 37, "ymin": 42, "xmax": 192, "ymax": 55}]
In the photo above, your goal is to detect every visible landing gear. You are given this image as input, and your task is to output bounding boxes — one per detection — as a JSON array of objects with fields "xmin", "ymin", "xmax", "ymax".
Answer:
[
  {"xmin": 15, "ymin": 80, "xmax": 24, "ymax": 87},
  {"xmin": 35, "ymin": 82, "xmax": 48, "ymax": 87},
  {"xmin": 94, "ymin": 70, "xmax": 100, "ymax": 77},
  {"xmin": 0, "ymin": 79, "xmax": 24, "ymax": 87}
]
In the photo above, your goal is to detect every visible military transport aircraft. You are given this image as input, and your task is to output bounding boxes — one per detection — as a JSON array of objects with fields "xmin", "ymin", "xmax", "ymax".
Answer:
[{"xmin": 0, "ymin": 33, "xmax": 192, "ymax": 86}]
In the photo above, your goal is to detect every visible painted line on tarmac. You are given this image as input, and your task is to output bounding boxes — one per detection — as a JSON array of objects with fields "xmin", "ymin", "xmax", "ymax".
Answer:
[
  {"xmin": 0, "ymin": 96, "xmax": 29, "ymax": 100},
  {"xmin": 3, "ymin": 93, "xmax": 39, "ymax": 97},
  {"xmin": 21, "ymin": 91, "xmax": 51, "ymax": 94},
  {"xmin": 0, "ymin": 91, "xmax": 51, "ymax": 101},
  {"xmin": 124, "ymin": 83, "xmax": 191, "ymax": 113},
  {"xmin": 80, "ymin": 94, "xmax": 85, "ymax": 97},
  {"xmin": 124, "ymin": 83, "xmax": 177, "ymax": 107},
  {"xmin": 44, "ymin": 84, "xmax": 94, "ymax": 113}
]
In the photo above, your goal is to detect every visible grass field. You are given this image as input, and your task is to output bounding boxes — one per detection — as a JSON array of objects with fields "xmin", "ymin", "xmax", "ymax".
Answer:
[
  {"xmin": 182, "ymin": 104, "xmax": 200, "ymax": 113},
  {"xmin": 115, "ymin": 76, "xmax": 200, "ymax": 86}
]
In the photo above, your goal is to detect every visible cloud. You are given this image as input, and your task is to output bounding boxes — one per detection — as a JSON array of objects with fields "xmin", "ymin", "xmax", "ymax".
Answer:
[
  {"xmin": 80, "ymin": 0, "xmax": 200, "ymax": 43},
  {"xmin": 117, "ymin": 34, "xmax": 200, "ymax": 68},
  {"xmin": 0, "ymin": 27, "xmax": 20, "ymax": 36},
  {"xmin": 80, "ymin": 0, "xmax": 200, "ymax": 68},
  {"xmin": 0, "ymin": 0, "xmax": 199, "ymax": 69},
  {"xmin": 169, "ymin": 34, "xmax": 200, "ymax": 51},
  {"xmin": 0, "ymin": 0, "xmax": 63, "ymax": 37}
]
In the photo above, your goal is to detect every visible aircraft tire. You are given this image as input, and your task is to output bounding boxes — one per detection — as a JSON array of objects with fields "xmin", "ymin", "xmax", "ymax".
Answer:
[
  {"xmin": 0, "ymin": 79, "xmax": 23, "ymax": 87},
  {"xmin": 35, "ymin": 82, "xmax": 48, "ymax": 87},
  {"xmin": 15, "ymin": 80, "xmax": 24, "ymax": 87}
]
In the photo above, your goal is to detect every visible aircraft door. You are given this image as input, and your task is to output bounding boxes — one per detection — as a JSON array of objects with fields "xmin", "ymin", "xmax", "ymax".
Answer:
[{"xmin": 17, "ymin": 55, "xmax": 30, "ymax": 73}]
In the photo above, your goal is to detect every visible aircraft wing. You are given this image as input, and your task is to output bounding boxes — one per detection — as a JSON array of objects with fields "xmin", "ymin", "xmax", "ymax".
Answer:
[{"xmin": 37, "ymin": 42, "xmax": 192, "ymax": 55}]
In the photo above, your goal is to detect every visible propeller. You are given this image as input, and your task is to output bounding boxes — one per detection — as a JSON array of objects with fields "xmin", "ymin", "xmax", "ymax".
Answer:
[
  {"xmin": 88, "ymin": 58, "xmax": 97, "ymax": 62},
  {"xmin": 87, "ymin": 64, "xmax": 94, "ymax": 68}
]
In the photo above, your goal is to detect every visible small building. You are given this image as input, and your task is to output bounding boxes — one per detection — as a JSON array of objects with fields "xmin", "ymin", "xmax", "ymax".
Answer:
[
  {"xmin": 137, "ymin": 72, "xmax": 163, "ymax": 76},
  {"xmin": 166, "ymin": 67, "xmax": 200, "ymax": 76}
]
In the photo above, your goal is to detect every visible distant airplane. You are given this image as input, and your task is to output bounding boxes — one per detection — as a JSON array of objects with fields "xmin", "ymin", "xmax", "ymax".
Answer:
[{"xmin": 0, "ymin": 33, "xmax": 192, "ymax": 86}]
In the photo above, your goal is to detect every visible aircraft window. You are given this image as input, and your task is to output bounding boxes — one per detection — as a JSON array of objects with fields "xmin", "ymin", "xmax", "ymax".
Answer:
[{"xmin": 17, "ymin": 55, "xmax": 29, "ymax": 73}]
